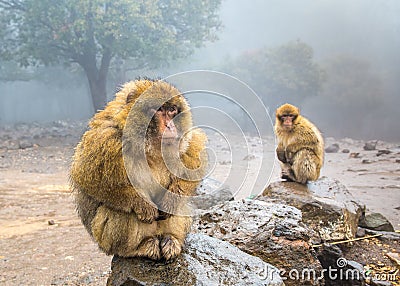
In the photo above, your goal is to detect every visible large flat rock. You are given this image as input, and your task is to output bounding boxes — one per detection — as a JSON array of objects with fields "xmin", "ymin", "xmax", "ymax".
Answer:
[
  {"xmin": 107, "ymin": 233, "xmax": 284, "ymax": 286},
  {"xmin": 260, "ymin": 177, "xmax": 363, "ymax": 242},
  {"xmin": 193, "ymin": 199, "xmax": 323, "ymax": 285}
]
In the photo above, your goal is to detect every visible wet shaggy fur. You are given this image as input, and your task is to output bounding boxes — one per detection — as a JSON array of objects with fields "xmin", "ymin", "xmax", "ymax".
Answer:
[
  {"xmin": 274, "ymin": 103, "xmax": 324, "ymax": 184},
  {"xmin": 70, "ymin": 79, "xmax": 207, "ymax": 260}
]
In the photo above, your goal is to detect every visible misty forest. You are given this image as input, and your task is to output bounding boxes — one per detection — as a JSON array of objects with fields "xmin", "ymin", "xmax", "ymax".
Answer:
[
  {"xmin": 0, "ymin": 0, "xmax": 398, "ymax": 139},
  {"xmin": 0, "ymin": 1, "xmax": 399, "ymax": 285}
]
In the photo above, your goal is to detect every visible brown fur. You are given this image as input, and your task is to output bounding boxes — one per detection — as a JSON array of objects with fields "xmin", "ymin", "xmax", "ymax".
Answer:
[
  {"xmin": 274, "ymin": 103, "xmax": 324, "ymax": 184},
  {"xmin": 70, "ymin": 79, "xmax": 207, "ymax": 260}
]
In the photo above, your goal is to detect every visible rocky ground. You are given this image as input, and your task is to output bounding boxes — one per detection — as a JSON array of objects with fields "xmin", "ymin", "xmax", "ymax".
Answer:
[{"xmin": 0, "ymin": 121, "xmax": 399, "ymax": 285}]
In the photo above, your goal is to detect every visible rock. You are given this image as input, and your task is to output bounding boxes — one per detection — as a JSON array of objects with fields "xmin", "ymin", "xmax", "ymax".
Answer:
[
  {"xmin": 106, "ymin": 233, "xmax": 284, "ymax": 286},
  {"xmin": 358, "ymin": 212, "xmax": 394, "ymax": 232},
  {"xmin": 193, "ymin": 199, "xmax": 323, "ymax": 285},
  {"xmin": 356, "ymin": 227, "xmax": 366, "ymax": 238},
  {"xmin": 376, "ymin": 150, "xmax": 391, "ymax": 156},
  {"xmin": 260, "ymin": 177, "xmax": 363, "ymax": 242},
  {"xmin": 363, "ymin": 141, "xmax": 378, "ymax": 151},
  {"xmin": 369, "ymin": 279, "xmax": 393, "ymax": 286},
  {"xmin": 342, "ymin": 149, "xmax": 350, "ymax": 153},
  {"xmin": 18, "ymin": 139, "xmax": 34, "ymax": 149},
  {"xmin": 193, "ymin": 178, "xmax": 234, "ymax": 213},
  {"xmin": 349, "ymin": 153, "xmax": 361, "ymax": 158},
  {"xmin": 325, "ymin": 143, "xmax": 340, "ymax": 153},
  {"xmin": 364, "ymin": 229, "xmax": 400, "ymax": 240},
  {"xmin": 316, "ymin": 245, "xmax": 365, "ymax": 286},
  {"xmin": 386, "ymin": 252, "xmax": 400, "ymax": 266}
]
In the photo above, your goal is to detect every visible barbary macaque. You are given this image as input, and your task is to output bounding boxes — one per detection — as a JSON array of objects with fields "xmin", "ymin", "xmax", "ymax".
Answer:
[
  {"xmin": 274, "ymin": 103, "xmax": 324, "ymax": 184},
  {"xmin": 70, "ymin": 79, "xmax": 207, "ymax": 260}
]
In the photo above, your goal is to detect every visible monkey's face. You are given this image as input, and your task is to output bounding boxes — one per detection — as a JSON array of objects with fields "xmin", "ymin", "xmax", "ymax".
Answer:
[
  {"xmin": 144, "ymin": 95, "xmax": 192, "ymax": 154},
  {"xmin": 150, "ymin": 102, "xmax": 179, "ymax": 145},
  {"xmin": 276, "ymin": 104, "xmax": 299, "ymax": 131},
  {"xmin": 123, "ymin": 80, "xmax": 193, "ymax": 156},
  {"xmin": 279, "ymin": 113, "xmax": 297, "ymax": 129}
]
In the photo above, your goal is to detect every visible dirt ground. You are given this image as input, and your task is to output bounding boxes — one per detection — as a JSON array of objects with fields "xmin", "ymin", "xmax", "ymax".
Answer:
[{"xmin": 0, "ymin": 124, "xmax": 399, "ymax": 285}]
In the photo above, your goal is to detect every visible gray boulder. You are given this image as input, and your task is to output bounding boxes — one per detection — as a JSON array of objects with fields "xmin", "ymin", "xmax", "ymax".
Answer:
[
  {"xmin": 359, "ymin": 212, "xmax": 395, "ymax": 232},
  {"xmin": 193, "ymin": 199, "xmax": 323, "ymax": 285},
  {"xmin": 259, "ymin": 177, "xmax": 363, "ymax": 243},
  {"xmin": 107, "ymin": 233, "xmax": 284, "ymax": 286}
]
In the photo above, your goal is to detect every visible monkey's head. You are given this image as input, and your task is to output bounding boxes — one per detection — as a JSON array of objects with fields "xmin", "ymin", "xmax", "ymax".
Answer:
[
  {"xmin": 124, "ymin": 80, "xmax": 193, "ymax": 155},
  {"xmin": 275, "ymin": 103, "xmax": 300, "ymax": 131}
]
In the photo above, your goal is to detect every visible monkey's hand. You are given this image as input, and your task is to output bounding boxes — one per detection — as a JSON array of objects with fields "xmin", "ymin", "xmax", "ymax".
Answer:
[
  {"xmin": 157, "ymin": 192, "xmax": 181, "ymax": 218},
  {"xmin": 132, "ymin": 197, "xmax": 159, "ymax": 224},
  {"xmin": 276, "ymin": 150, "xmax": 287, "ymax": 163},
  {"xmin": 156, "ymin": 183, "xmax": 188, "ymax": 218},
  {"xmin": 285, "ymin": 150, "xmax": 295, "ymax": 164}
]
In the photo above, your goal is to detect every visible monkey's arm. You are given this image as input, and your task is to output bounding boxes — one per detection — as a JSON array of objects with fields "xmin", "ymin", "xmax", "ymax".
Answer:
[
  {"xmin": 285, "ymin": 126, "xmax": 322, "ymax": 161},
  {"xmin": 276, "ymin": 141, "xmax": 287, "ymax": 163},
  {"xmin": 157, "ymin": 130, "xmax": 207, "ymax": 216},
  {"xmin": 70, "ymin": 127, "xmax": 159, "ymax": 222}
]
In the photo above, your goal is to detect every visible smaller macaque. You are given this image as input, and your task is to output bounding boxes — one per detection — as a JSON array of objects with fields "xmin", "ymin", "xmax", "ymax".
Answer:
[{"xmin": 274, "ymin": 103, "xmax": 324, "ymax": 184}]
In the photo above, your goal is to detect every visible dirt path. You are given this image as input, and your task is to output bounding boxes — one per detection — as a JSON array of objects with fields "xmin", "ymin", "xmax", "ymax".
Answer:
[{"xmin": 0, "ymin": 170, "xmax": 110, "ymax": 285}]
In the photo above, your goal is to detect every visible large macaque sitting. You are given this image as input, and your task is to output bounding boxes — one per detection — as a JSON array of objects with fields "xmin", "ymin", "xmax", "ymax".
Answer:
[
  {"xmin": 274, "ymin": 103, "xmax": 324, "ymax": 184},
  {"xmin": 70, "ymin": 79, "xmax": 207, "ymax": 261}
]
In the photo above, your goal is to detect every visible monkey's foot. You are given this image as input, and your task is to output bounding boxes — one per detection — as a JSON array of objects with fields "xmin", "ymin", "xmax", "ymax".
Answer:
[
  {"xmin": 133, "ymin": 200, "xmax": 159, "ymax": 224},
  {"xmin": 160, "ymin": 235, "xmax": 182, "ymax": 261},
  {"xmin": 136, "ymin": 237, "xmax": 161, "ymax": 260},
  {"xmin": 281, "ymin": 167, "xmax": 296, "ymax": 182},
  {"xmin": 281, "ymin": 172, "xmax": 294, "ymax": 182}
]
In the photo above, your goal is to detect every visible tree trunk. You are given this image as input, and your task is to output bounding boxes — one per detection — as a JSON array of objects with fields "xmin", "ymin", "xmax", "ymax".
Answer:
[
  {"xmin": 81, "ymin": 49, "xmax": 112, "ymax": 113},
  {"xmin": 86, "ymin": 73, "xmax": 108, "ymax": 112}
]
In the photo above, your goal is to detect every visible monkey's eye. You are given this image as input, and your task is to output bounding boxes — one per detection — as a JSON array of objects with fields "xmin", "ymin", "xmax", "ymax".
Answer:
[{"xmin": 168, "ymin": 106, "xmax": 177, "ymax": 113}]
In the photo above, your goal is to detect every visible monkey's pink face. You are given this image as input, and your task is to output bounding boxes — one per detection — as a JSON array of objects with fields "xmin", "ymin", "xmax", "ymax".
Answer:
[
  {"xmin": 150, "ymin": 104, "xmax": 179, "ymax": 145},
  {"xmin": 278, "ymin": 114, "xmax": 297, "ymax": 130}
]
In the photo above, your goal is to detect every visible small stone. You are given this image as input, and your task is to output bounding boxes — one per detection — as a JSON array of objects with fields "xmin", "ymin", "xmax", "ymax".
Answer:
[
  {"xmin": 349, "ymin": 153, "xmax": 361, "ymax": 158},
  {"xmin": 362, "ymin": 159, "xmax": 371, "ymax": 164},
  {"xmin": 364, "ymin": 141, "xmax": 378, "ymax": 151},
  {"xmin": 358, "ymin": 213, "xmax": 395, "ymax": 232},
  {"xmin": 325, "ymin": 143, "xmax": 340, "ymax": 153},
  {"xmin": 342, "ymin": 149, "xmax": 350, "ymax": 153},
  {"xmin": 19, "ymin": 139, "xmax": 34, "ymax": 149},
  {"xmin": 356, "ymin": 227, "xmax": 366, "ymax": 238},
  {"xmin": 376, "ymin": 150, "xmax": 392, "ymax": 156},
  {"xmin": 386, "ymin": 252, "xmax": 400, "ymax": 266},
  {"xmin": 48, "ymin": 220, "xmax": 55, "ymax": 225},
  {"xmin": 369, "ymin": 279, "xmax": 393, "ymax": 286}
]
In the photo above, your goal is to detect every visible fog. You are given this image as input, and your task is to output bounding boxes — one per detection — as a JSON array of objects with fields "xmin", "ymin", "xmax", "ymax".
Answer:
[{"xmin": 1, "ymin": 0, "xmax": 399, "ymax": 140}]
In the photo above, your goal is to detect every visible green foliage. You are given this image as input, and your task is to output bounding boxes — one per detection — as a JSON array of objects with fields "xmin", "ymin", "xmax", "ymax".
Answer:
[
  {"xmin": 1, "ymin": 0, "xmax": 221, "ymax": 67},
  {"xmin": 0, "ymin": 0, "xmax": 221, "ymax": 110},
  {"xmin": 223, "ymin": 40, "xmax": 325, "ymax": 107}
]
